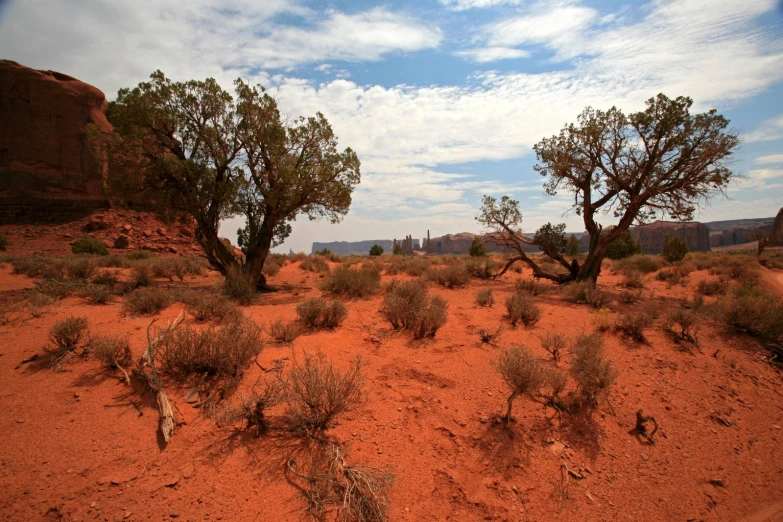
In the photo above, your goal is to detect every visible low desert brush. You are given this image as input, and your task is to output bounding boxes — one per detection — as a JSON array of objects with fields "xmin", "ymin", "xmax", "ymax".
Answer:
[
  {"xmin": 613, "ymin": 254, "xmax": 666, "ymax": 274},
  {"xmin": 222, "ymin": 266, "xmax": 256, "ymax": 305},
  {"xmin": 562, "ymin": 281, "xmax": 605, "ymax": 308},
  {"xmin": 714, "ymin": 286, "xmax": 783, "ymax": 342},
  {"xmin": 267, "ymin": 318, "xmax": 302, "ymax": 344},
  {"xmin": 45, "ymin": 316, "xmax": 89, "ymax": 368},
  {"xmin": 475, "ymin": 288, "xmax": 494, "ymax": 307},
  {"xmin": 495, "ymin": 346, "xmax": 545, "ymax": 424},
  {"xmin": 64, "ymin": 257, "xmax": 97, "ymax": 280},
  {"xmin": 661, "ymin": 309, "xmax": 699, "ymax": 345},
  {"xmin": 696, "ymin": 279, "xmax": 726, "ymax": 296},
  {"xmin": 88, "ymin": 334, "xmax": 132, "ymax": 383},
  {"xmin": 80, "ymin": 283, "xmax": 113, "ymax": 304},
  {"xmin": 477, "ymin": 325, "xmax": 504, "ymax": 344},
  {"xmin": 621, "ymin": 269, "xmax": 645, "ymax": 289},
  {"xmin": 185, "ymin": 293, "xmax": 241, "ymax": 323},
  {"xmin": 426, "ymin": 265, "xmax": 470, "ymax": 288},
  {"xmin": 321, "ymin": 266, "xmax": 381, "ymax": 298},
  {"xmin": 570, "ymin": 333, "xmax": 617, "ymax": 409},
  {"xmin": 505, "ymin": 291, "xmax": 541, "ymax": 327},
  {"xmin": 214, "ymin": 379, "xmax": 283, "ymax": 436},
  {"xmin": 300, "ymin": 256, "xmax": 330, "ymax": 273},
  {"xmin": 541, "ymin": 332, "xmax": 568, "ymax": 363},
  {"xmin": 123, "ymin": 287, "xmax": 172, "ymax": 316},
  {"xmin": 296, "ymin": 298, "xmax": 348, "ymax": 330},
  {"xmin": 381, "ymin": 280, "xmax": 448, "ymax": 338},
  {"xmin": 615, "ymin": 306, "xmax": 655, "ymax": 342}
]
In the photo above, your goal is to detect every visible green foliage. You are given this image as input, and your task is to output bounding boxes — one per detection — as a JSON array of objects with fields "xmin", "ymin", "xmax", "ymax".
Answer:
[
  {"xmin": 315, "ymin": 248, "xmax": 332, "ymax": 256},
  {"xmin": 661, "ymin": 235, "xmax": 688, "ymax": 263},
  {"xmin": 605, "ymin": 231, "xmax": 641, "ymax": 260},
  {"xmin": 71, "ymin": 236, "xmax": 109, "ymax": 256},
  {"xmin": 534, "ymin": 223, "xmax": 567, "ymax": 257},
  {"xmin": 469, "ymin": 237, "xmax": 487, "ymax": 257},
  {"xmin": 369, "ymin": 244, "xmax": 384, "ymax": 256},
  {"xmin": 714, "ymin": 286, "xmax": 783, "ymax": 342},
  {"xmin": 565, "ymin": 234, "xmax": 580, "ymax": 257},
  {"xmin": 393, "ymin": 243, "xmax": 404, "ymax": 256}
]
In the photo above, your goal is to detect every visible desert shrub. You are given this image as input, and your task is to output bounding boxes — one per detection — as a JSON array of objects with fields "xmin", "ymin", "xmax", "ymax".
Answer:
[
  {"xmin": 321, "ymin": 266, "xmax": 381, "ymax": 298},
  {"xmin": 214, "ymin": 379, "xmax": 283, "ymax": 436},
  {"xmin": 12, "ymin": 255, "xmax": 66, "ymax": 279},
  {"xmin": 160, "ymin": 318, "xmax": 263, "ymax": 381},
  {"xmin": 186, "ymin": 293, "xmax": 241, "ymax": 323},
  {"xmin": 541, "ymin": 366, "xmax": 569, "ymax": 410},
  {"xmin": 620, "ymin": 269, "xmax": 644, "ymax": 288},
  {"xmin": 426, "ymin": 264, "xmax": 469, "ymax": 288},
  {"xmin": 88, "ymin": 335, "xmax": 132, "ymax": 381},
  {"xmin": 296, "ymin": 298, "xmax": 348, "ymax": 330},
  {"xmin": 131, "ymin": 262, "xmax": 153, "ymax": 288},
  {"xmin": 0, "ymin": 233, "xmax": 10, "ymax": 251},
  {"xmin": 469, "ymin": 237, "xmax": 487, "ymax": 257},
  {"xmin": 619, "ymin": 288, "xmax": 642, "ymax": 304},
  {"xmin": 222, "ymin": 266, "xmax": 256, "ymax": 305},
  {"xmin": 515, "ymin": 278, "xmax": 545, "ymax": 295},
  {"xmin": 605, "ymin": 230, "xmax": 642, "ymax": 260},
  {"xmin": 402, "ymin": 257, "xmax": 430, "ymax": 276},
  {"xmin": 267, "ymin": 318, "xmax": 302, "ymax": 344},
  {"xmin": 661, "ymin": 309, "xmax": 699, "ymax": 344},
  {"xmin": 477, "ymin": 325, "xmax": 503, "ymax": 344},
  {"xmin": 475, "ymin": 288, "xmax": 494, "ymax": 307},
  {"xmin": 284, "ymin": 353, "xmax": 365, "ymax": 436},
  {"xmin": 710, "ymin": 260, "xmax": 760, "ymax": 286},
  {"xmin": 506, "ymin": 292, "xmax": 541, "ymax": 326},
  {"xmin": 33, "ymin": 278, "xmax": 83, "ymax": 300},
  {"xmin": 288, "ymin": 252, "xmax": 308, "ymax": 263},
  {"xmin": 92, "ymin": 270, "xmax": 119, "ymax": 287},
  {"xmin": 369, "ymin": 244, "xmax": 384, "ymax": 256},
  {"xmin": 80, "ymin": 284, "xmax": 113, "ymax": 304},
  {"xmin": 125, "ymin": 250, "xmax": 156, "ymax": 260},
  {"xmin": 541, "ymin": 332, "xmax": 567, "ymax": 363},
  {"xmin": 46, "ymin": 316, "xmax": 89, "ymax": 367},
  {"xmin": 697, "ymin": 279, "xmax": 726, "ymax": 296},
  {"xmin": 661, "ymin": 235, "xmax": 688, "ymax": 263},
  {"xmin": 495, "ymin": 346, "xmax": 545, "ymax": 423},
  {"xmin": 123, "ymin": 287, "xmax": 172, "ymax": 316},
  {"xmin": 714, "ymin": 286, "xmax": 783, "ymax": 342},
  {"xmin": 64, "ymin": 257, "xmax": 97, "ymax": 280},
  {"xmin": 71, "ymin": 236, "xmax": 108, "ymax": 256},
  {"xmin": 562, "ymin": 281, "xmax": 605, "ymax": 308},
  {"xmin": 463, "ymin": 257, "xmax": 496, "ymax": 280},
  {"xmin": 655, "ymin": 268, "xmax": 683, "ymax": 285},
  {"xmin": 381, "ymin": 280, "xmax": 448, "ymax": 338},
  {"xmin": 262, "ymin": 257, "xmax": 283, "ymax": 277},
  {"xmin": 614, "ymin": 254, "xmax": 666, "ymax": 274},
  {"xmin": 570, "ymin": 333, "xmax": 618, "ymax": 408},
  {"xmin": 301, "ymin": 255, "xmax": 330, "ymax": 273},
  {"xmin": 759, "ymin": 256, "xmax": 783, "ymax": 270},
  {"xmin": 615, "ymin": 306, "xmax": 655, "ymax": 341},
  {"xmin": 592, "ymin": 307, "xmax": 615, "ymax": 332}
]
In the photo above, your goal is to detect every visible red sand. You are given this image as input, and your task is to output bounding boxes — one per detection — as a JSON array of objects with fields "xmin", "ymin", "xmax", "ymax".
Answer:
[{"xmin": 1, "ymin": 260, "xmax": 782, "ymax": 521}]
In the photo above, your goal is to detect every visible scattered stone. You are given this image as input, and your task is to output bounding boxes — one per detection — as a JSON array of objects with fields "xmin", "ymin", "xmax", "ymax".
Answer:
[
  {"xmin": 181, "ymin": 462, "xmax": 195, "ymax": 479},
  {"xmin": 121, "ymin": 224, "xmax": 133, "ymax": 233},
  {"xmin": 114, "ymin": 235, "xmax": 130, "ymax": 249},
  {"xmin": 142, "ymin": 229, "xmax": 153, "ymax": 238}
]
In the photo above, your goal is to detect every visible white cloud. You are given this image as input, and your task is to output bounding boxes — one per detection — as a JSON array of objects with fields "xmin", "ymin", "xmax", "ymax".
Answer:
[
  {"xmin": 485, "ymin": 5, "xmax": 598, "ymax": 53},
  {"xmin": 748, "ymin": 168, "xmax": 783, "ymax": 180},
  {"xmin": 746, "ymin": 115, "xmax": 783, "ymax": 142},
  {"xmin": 439, "ymin": 0, "xmax": 524, "ymax": 10},
  {"xmin": 454, "ymin": 46, "xmax": 531, "ymax": 62},
  {"xmin": 755, "ymin": 154, "xmax": 783, "ymax": 164}
]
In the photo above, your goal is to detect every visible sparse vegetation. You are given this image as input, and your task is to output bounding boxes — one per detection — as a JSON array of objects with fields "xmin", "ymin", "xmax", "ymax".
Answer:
[
  {"xmin": 185, "ymin": 293, "xmax": 241, "ymax": 323},
  {"xmin": 562, "ymin": 281, "xmax": 605, "ymax": 308},
  {"xmin": 541, "ymin": 332, "xmax": 567, "ymax": 363},
  {"xmin": 463, "ymin": 257, "xmax": 497, "ymax": 279},
  {"xmin": 381, "ymin": 280, "xmax": 448, "ymax": 338},
  {"xmin": 267, "ymin": 318, "xmax": 302, "ymax": 344},
  {"xmin": 71, "ymin": 236, "xmax": 109, "ymax": 256},
  {"xmin": 714, "ymin": 286, "xmax": 783, "ymax": 342},
  {"xmin": 570, "ymin": 333, "xmax": 618, "ymax": 409},
  {"xmin": 621, "ymin": 269, "xmax": 645, "ymax": 289},
  {"xmin": 475, "ymin": 288, "xmax": 494, "ymax": 307},
  {"xmin": 697, "ymin": 279, "xmax": 726, "ymax": 296},
  {"xmin": 615, "ymin": 306, "xmax": 655, "ymax": 342},
  {"xmin": 661, "ymin": 309, "xmax": 699, "ymax": 345},
  {"xmin": 45, "ymin": 316, "xmax": 89, "ymax": 368},
  {"xmin": 296, "ymin": 298, "xmax": 348, "ymax": 330},
  {"xmin": 495, "ymin": 346, "xmax": 545, "ymax": 423},
  {"xmin": 222, "ymin": 266, "xmax": 256, "ymax": 305},
  {"xmin": 321, "ymin": 266, "xmax": 381, "ymax": 298},
  {"xmin": 301, "ymin": 255, "xmax": 330, "ymax": 273},
  {"xmin": 505, "ymin": 291, "xmax": 541, "ymax": 326},
  {"xmin": 614, "ymin": 255, "xmax": 666, "ymax": 274},
  {"xmin": 88, "ymin": 334, "xmax": 132, "ymax": 383},
  {"xmin": 477, "ymin": 325, "xmax": 503, "ymax": 344},
  {"xmin": 0, "ymin": 233, "xmax": 10, "ymax": 251},
  {"xmin": 426, "ymin": 264, "xmax": 470, "ymax": 288},
  {"xmin": 123, "ymin": 287, "xmax": 172, "ymax": 316},
  {"xmin": 80, "ymin": 283, "xmax": 113, "ymax": 304},
  {"xmin": 214, "ymin": 379, "xmax": 283, "ymax": 436}
]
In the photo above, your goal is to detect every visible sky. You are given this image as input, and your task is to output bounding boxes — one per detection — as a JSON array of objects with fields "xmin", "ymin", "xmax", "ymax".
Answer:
[{"xmin": 1, "ymin": 0, "xmax": 782, "ymax": 253}]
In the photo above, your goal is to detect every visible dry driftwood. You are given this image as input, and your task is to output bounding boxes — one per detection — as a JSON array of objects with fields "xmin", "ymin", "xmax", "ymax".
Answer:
[{"xmin": 136, "ymin": 311, "xmax": 185, "ymax": 444}]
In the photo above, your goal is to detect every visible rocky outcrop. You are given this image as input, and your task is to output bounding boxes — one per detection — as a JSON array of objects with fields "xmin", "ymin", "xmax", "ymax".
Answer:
[
  {"xmin": 0, "ymin": 60, "xmax": 113, "ymax": 222},
  {"xmin": 775, "ymin": 208, "xmax": 783, "ymax": 245},
  {"xmin": 423, "ymin": 232, "xmax": 539, "ymax": 254},
  {"xmin": 629, "ymin": 221, "xmax": 710, "ymax": 254},
  {"xmin": 312, "ymin": 240, "xmax": 401, "ymax": 255}
]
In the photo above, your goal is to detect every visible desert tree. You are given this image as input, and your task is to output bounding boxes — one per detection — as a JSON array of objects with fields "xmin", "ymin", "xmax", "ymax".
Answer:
[
  {"xmin": 478, "ymin": 94, "xmax": 739, "ymax": 284},
  {"xmin": 495, "ymin": 347, "xmax": 545, "ymax": 424},
  {"xmin": 102, "ymin": 71, "xmax": 360, "ymax": 289}
]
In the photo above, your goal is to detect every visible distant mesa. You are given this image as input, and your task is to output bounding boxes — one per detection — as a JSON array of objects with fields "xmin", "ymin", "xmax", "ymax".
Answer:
[{"xmin": 312, "ymin": 239, "xmax": 420, "ymax": 255}]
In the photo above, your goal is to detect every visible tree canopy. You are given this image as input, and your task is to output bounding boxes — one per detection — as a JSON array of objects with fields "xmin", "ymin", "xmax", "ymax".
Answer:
[
  {"xmin": 478, "ymin": 94, "xmax": 739, "ymax": 283},
  {"xmin": 103, "ymin": 71, "xmax": 360, "ymax": 288}
]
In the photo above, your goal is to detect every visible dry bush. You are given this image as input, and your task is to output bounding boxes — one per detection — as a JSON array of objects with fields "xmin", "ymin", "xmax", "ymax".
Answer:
[
  {"xmin": 402, "ymin": 257, "xmax": 431, "ymax": 276},
  {"xmin": 222, "ymin": 266, "xmax": 256, "ymax": 305},
  {"xmin": 613, "ymin": 254, "xmax": 666, "ymax": 274},
  {"xmin": 214, "ymin": 379, "xmax": 283, "ymax": 436},
  {"xmin": 296, "ymin": 298, "xmax": 348, "ymax": 330},
  {"xmin": 592, "ymin": 307, "xmax": 615, "ymax": 332},
  {"xmin": 262, "ymin": 257, "xmax": 283, "ymax": 277},
  {"xmin": 11, "ymin": 255, "xmax": 64, "ymax": 279},
  {"xmin": 185, "ymin": 293, "xmax": 241, "ymax": 323},
  {"xmin": 464, "ymin": 257, "xmax": 497, "ymax": 280},
  {"xmin": 123, "ymin": 287, "xmax": 172, "ymax": 316},
  {"xmin": 475, "ymin": 288, "xmax": 494, "ymax": 307},
  {"xmin": 33, "ymin": 278, "xmax": 82, "ymax": 300},
  {"xmin": 505, "ymin": 291, "xmax": 541, "ymax": 327},
  {"xmin": 321, "ymin": 266, "xmax": 381, "ymax": 298},
  {"xmin": 759, "ymin": 256, "xmax": 783, "ymax": 270},
  {"xmin": 541, "ymin": 365, "xmax": 569, "ymax": 411},
  {"xmin": 46, "ymin": 316, "xmax": 89, "ymax": 368},
  {"xmin": 477, "ymin": 325, "xmax": 503, "ymax": 344},
  {"xmin": 22, "ymin": 290, "xmax": 55, "ymax": 318},
  {"xmin": 88, "ymin": 334, "xmax": 132, "ymax": 382},
  {"xmin": 80, "ymin": 284, "xmax": 113, "ymax": 304},
  {"xmin": 426, "ymin": 264, "xmax": 470, "ymax": 288},
  {"xmin": 562, "ymin": 281, "xmax": 605, "ymax": 308},
  {"xmin": 284, "ymin": 353, "xmax": 365, "ymax": 437},
  {"xmin": 655, "ymin": 268, "xmax": 684, "ymax": 286},
  {"xmin": 381, "ymin": 280, "xmax": 448, "ymax": 338},
  {"xmin": 160, "ymin": 318, "xmax": 263, "ymax": 384},
  {"xmin": 515, "ymin": 278, "xmax": 545, "ymax": 295},
  {"xmin": 697, "ymin": 279, "xmax": 726, "ymax": 296},
  {"xmin": 619, "ymin": 288, "xmax": 642, "ymax": 304},
  {"xmin": 150, "ymin": 258, "xmax": 175, "ymax": 280},
  {"xmin": 301, "ymin": 256, "xmax": 330, "ymax": 273},
  {"xmin": 131, "ymin": 263, "xmax": 153, "ymax": 288},
  {"xmin": 621, "ymin": 269, "xmax": 645, "ymax": 289},
  {"xmin": 267, "ymin": 318, "xmax": 302, "ymax": 344},
  {"xmin": 661, "ymin": 309, "xmax": 699, "ymax": 345},
  {"xmin": 64, "ymin": 257, "xmax": 97, "ymax": 280},
  {"xmin": 541, "ymin": 332, "xmax": 567, "ymax": 363},
  {"xmin": 495, "ymin": 346, "xmax": 545, "ymax": 423},
  {"xmin": 570, "ymin": 333, "xmax": 617, "ymax": 408},
  {"xmin": 714, "ymin": 286, "xmax": 783, "ymax": 342},
  {"xmin": 92, "ymin": 270, "xmax": 119, "ymax": 287},
  {"xmin": 615, "ymin": 306, "xmax": 655, "ymax": 342}
]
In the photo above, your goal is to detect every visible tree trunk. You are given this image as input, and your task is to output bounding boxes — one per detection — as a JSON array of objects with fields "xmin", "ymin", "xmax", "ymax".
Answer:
[
  {"xmin": 243, "ymin": 245, "xmax": 271, "ymax": 290},
  {"xmin": 195, "ymin": 221, "xmax": 240, "ymax": 276},
  {"xmin": 504, "ymin": 391, "xmax": 519, "ymax": 424}
]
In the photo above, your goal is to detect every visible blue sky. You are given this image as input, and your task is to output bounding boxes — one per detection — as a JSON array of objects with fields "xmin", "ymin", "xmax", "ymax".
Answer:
[{"xmin": 1, "ymin": 0, "xmax": 782, "ymax": 252}]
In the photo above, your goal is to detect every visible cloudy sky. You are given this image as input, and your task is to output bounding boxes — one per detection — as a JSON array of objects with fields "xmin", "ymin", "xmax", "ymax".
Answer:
[{"xmin": 1, "ymin": 0, "xmax": 783, "ymax": 252}]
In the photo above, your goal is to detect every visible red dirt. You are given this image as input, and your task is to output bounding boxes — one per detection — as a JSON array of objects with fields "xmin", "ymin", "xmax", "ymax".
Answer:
[{"xmin": 1, "ymin": 259, "xmax": 782, "ymax": 521}]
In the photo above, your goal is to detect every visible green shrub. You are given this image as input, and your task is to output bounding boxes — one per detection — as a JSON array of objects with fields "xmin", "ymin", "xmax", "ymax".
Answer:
[
  {"xmin": 369, "ymin": 244, "xmax": 384, "ymax": 256},
  {"xmin": 475, "ymin": 288, "xmax": 494, "ymax": 307},
  {"xmin": 381, "ymin": 280, "xmax": 448, "ymax": 338},
  {"xmin": 71, "ymin": 236, "xmax": 108, "ymax": 256},
  {"xmin": 426, "ymin": 264, "xmax": 470, "ymax": 288},
  {"xmin": 393, "ymin": 243, "xmax": 404, "ymax": 256},
  {"xmin": 565, "ymin": 234, "xmax": 580, "ymax": 256},
  {"xmin": 321, "ymin": 266, "xmax": 381, "ymax": 298},
  {"xmin": 469, "ymin": 237, "xmax": 486, "ymax": 257},
  {"xmin": 505, "ymin": 292, "xmax": 541, "ymax": 327},
  {"xmin": 605, "ymin": 231, "xmax": 642, "ymax": 260},
  {"xmin": 267, "ymin": 318, "xmax": 302, "ymax": 344},
  {"xmin": 123, "ymin": 287, "xmax": 172, "ymax": 316},
  {"xmin": 570, "ymin": 333, "xmax": 617, "ymax": 407},
  {"xmin": 661, "ymin": 235, "xmax": 688, "ymax": 263},
  {"xmin": 296, "ymin": 298, "xmax": 348, "ymax": 330}
]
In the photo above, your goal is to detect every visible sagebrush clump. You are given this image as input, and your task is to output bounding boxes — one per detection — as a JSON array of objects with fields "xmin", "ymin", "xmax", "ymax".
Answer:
[
  {"xmin": 46, "ymin": 316, "xmax": 89, "ymax": 368},
  {"xmin": 321, "ymin": 266, "xmax": 381, "ymax": 298},
  {"xmin": 570, "ymin": 333, "xmax": 618, "ymax": 409},
  {"xmin": 505, "ymin": 291, "xmax": 541, "ymax": 327},
  {"xmin": 381, "ymin": 280, "xmax": 448, "ymax": 338},
  {"xmin": 475, "ymin": 288, "xmax": 494, "ymax": 307},
  {"xmin": 267, "ymin": 318, "xmax": 302, "ymax": 344},
  {"xmin": 495, "ymin": 346, "xmax": 545, "ymax": 423},
  {"xmin": 296, "ymin": 298, "xmax": 348, "ymax": 330},
  {"xmin": 426, "ymin": 264, "xmax": 470, "ymax": 288}
]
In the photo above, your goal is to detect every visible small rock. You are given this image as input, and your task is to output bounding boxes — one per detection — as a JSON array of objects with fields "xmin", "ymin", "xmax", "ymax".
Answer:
[
  {"xmin": 114, "ymin": 235, "xmax": 130, "ymax": 249},
  {"xmin": 168, "ymin": 246, "xmax": 178, "ymax": 254},
  {"xmin": 181, "ymin": 462, "xmax": 195, "ymax": 479},
  {"xmin": 16, "ymin": 419, "xmax": 24, "ymax": 424},
  {"xmin": 121, "ymin": 224, "xmax": 133, "ymax": 233},
  {"xmin": 142, "ymin": 229, "xmax": 153, "ymax": 238},
  {"xmin": 479, "ymin": 416, "xmax": 489, "ymax": 424},
  {"xmin": 124, "ymin": 511, "xmax": 132, "ymax": 519}
]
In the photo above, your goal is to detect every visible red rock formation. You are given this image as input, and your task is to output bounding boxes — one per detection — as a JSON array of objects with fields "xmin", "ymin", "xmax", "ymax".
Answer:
[
  {"xmin": 0, "ymin": 60, "xmax": 113, "ymax": 221},
  {"xmin": 774, "ymin": 208, "xmax": 783, "ymax": 245},
  {"xmin": 629, "ymin": 221, "xmax": 710, "ymax": 254}
]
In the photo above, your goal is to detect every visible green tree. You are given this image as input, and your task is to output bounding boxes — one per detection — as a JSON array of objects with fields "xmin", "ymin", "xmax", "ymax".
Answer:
[
  {"xmin": 565, "ymin": 234, "xmax": 580, "ymax": 257},
  {"xmin": 605, "ymin": 230, "xmax": 641, "ymax": 260},
  {"xmin": 102, "ymin": 71, "xmax": 360, "ymax": 289},
  {"xmin": 469, "ymin": 236, "xmax": 487, "ymax": 257},
  {"xmin": 478, "ymin": 94, "xmax": 739, "ymax": 283},
  {"xmin": 661, "ymin": 235, "xmax": 688, "ymax": 262},
  {"xmin": 393, "ymin": 243, "xmax": 404, "ymax": 256},
  {"xmin": 369, "ymin": 244, "xmax": 384, "ymax": 256}
]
